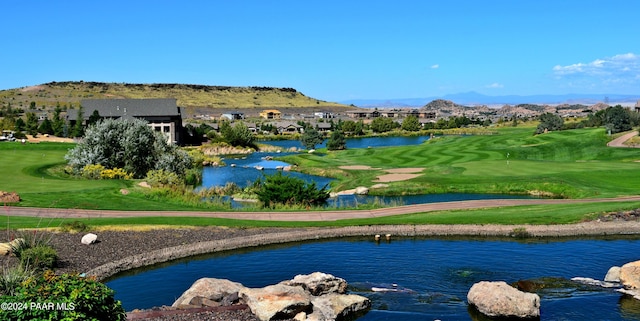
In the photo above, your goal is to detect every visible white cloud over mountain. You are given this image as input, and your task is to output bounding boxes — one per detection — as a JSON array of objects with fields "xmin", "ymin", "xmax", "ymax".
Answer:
[{"xmin": 552, "ymin": 53, "xmax": 639, "ymax": 77}]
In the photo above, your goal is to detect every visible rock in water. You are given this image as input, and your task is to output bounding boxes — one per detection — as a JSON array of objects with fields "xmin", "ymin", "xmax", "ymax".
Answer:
[
  {"xmin": 172, "ymin": 278, "xmax": 245, "ymax": 308},
  {"xmin": 621, "ymin": 260, "xmax": 640, "ymax": 290},
  {"xmin": 281, "ymin": 272, "xmax": 348, "ymax": 296},
  {"xmin": 467, "ymin": 281, "xmax": 540, "ymax": 319},
  {"xmin": 239, "ymin": 284, "xmax": 311, "ymax": 321}
]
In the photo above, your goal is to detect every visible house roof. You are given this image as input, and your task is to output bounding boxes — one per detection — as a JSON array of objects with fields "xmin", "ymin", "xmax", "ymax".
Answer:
[
  {"xmin": 69, "ymin": 98, "xmax": 181, "ymax": 120},
  {"xmin": 261, "ymin": 109, "xmax": 281, "ymax": 113}
]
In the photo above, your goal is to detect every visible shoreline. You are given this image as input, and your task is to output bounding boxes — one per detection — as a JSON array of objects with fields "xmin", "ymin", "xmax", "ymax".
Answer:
[{"xmin": 87, "ymin": 220, "xmax": 640, "ymax": 281}]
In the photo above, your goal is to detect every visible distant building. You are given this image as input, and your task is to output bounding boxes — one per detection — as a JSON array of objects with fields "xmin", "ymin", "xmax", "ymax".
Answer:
[
  {"xmin": 70, "ymin": 98, "xmax": 184, "ymax": 144},
  {"xmin": 635, "ymin": 100, "xmax": 640, "ymax": 112},
  {"xmin": 314, "ymin": 112, "xmax": 335, "ymax": 119},
  {"xmin": 221, "ymin": 112, "xmax": 245, "ymax": 121},
  {"xmin": 260, "ymin": 109, "xmax": 282, "ymax": 119}
]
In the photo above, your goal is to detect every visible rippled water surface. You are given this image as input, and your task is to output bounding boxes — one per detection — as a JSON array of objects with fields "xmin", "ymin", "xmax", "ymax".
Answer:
[{"xmin": 107, "ymin": 237, "xmax": 640, "ymax": 320}]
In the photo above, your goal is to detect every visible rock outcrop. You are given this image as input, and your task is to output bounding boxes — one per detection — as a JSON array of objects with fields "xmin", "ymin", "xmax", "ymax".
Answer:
[
  {"xmin": 467, "ymin": 281, "xmax": 540, "ymax": 319},
  {"xmin": 240, "ymin": 284, "xmax": 311, "ymax": 321},
  {"xmin": 281, "ymin": 272, "xmax": 347, "ymax": 296},
  {"xmin": 605, "ymin": 266, "xmax": 621, "ymax": 282},
  {"xmin": 172, "ymin": 278, "xmax": 245, "ymax": 308},
  {"xmin": 620, "ymin": 260, "xmax": 640, "ymax": 290},
  {"xmin": 173, "ymin": 272, "xmax": 370, "ymax": 321}
]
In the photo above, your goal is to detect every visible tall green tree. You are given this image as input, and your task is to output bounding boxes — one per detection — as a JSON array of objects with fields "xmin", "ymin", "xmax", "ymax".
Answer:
[
  {"xmin": 25, "ymin": 112, "xmax": 39, "ymax": 136},
  {"xmin": 71, "ymin": 106, "xmax": 85, "ymax": 137},
  {"xmin": 38, "ymin": 117, "xmax": 53, "ymax": 135},
  {"xmin": 326, "ymin": 130, "xmax": 346, "ymax": 150},
  {"xmin": 401, "ymin": 115, "xmax": 421, "ymax": 131},
  {"xmin": 220, "ymin": 121, "xmax": 255, "ymax": 147},
  {"xmin": 52, "ymin": 106, "xmax": 66, "ymax": 137},
  {"xmin": 370, "ymin": 117, "xmax": 398, "ymax": 133},
  {"xmin": 604, "ymin": 105, "xmax": 632, "ymax": 134},
  {"xmin": 535, "ymin": 113, "xmax": 564, "ymax": 134},
  {"xmin": 88, "ymin": 109, "xmax": 102, "ymax": 125},
  {"xmin": 300, "ymin": 126, "xmax": 324, "ymax": 149}
]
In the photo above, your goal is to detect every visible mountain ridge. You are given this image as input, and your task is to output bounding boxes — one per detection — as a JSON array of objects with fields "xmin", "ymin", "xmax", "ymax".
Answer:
[{"xmin": 342, "ymin": 92, "xmax": 640, "ymax": 108}]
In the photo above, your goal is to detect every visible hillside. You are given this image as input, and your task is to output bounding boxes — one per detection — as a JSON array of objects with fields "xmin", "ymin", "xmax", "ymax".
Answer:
[{"xmin": 0, "ymin": 81, "xmax": 349, "ymax": 112}]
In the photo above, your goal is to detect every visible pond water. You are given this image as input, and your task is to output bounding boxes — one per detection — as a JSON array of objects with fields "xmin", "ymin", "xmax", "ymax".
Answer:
[
  {"xmin": 201, "ymin": 151, "xmax": 333, "ymax": 189},
  {"xmin": 106, "ymin": 237, "xmax": 640, "ymax": 320},
  {"xmin": 262, "ymin": 134, "xmax": 431, "ymax": 150}
]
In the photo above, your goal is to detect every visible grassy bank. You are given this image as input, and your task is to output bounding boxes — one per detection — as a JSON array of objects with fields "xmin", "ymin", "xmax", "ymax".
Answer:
[
  {"xmin": 2, "ymin": 125, "xmax": 640, "ymax": 227},
  {"xmin": 281, "ymin": 126, "xmax": 640, "ymax": 199}
]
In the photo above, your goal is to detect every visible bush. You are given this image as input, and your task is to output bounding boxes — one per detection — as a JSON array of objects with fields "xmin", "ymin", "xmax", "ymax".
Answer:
[
  {"xmin": 19, "ymin": 245, "xmax": 57, "ymax": 270},
  {"xmin": 65, "ymin": 118, "xmax": 193, "ymax": 178},
  {"xmin": 60, "ymin": 221, "xmax": 90, "ymax": 233},
  {"xmin": 100, "ymin": 167, "xmax": 132, "ymax": 180},
  {"xmin": 254, "ymin": 172, "xmax": 329, "ymax": 208},
  {"xmin": 0, "ymin": 264, "xmax": 33, "ymax": 296},
  {"xmin": 0, "ymin": 271, "xmax": 126, "ymax": 321},
  {"xmin": 81, "ymin": 164, "xmax": 106, "ymax": 179},
  {"xmin": 145, "ymin": 169, "xmax": 182, "ymax": 187}
]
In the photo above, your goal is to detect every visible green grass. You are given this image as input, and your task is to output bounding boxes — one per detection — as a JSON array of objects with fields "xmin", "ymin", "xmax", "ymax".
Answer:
[
  {"xmin": 2, "ymin": 126, "xmax": 640, "ymax": 227},
  {"xmin": 281, "ymin": 126, "xmax": 640, "ymax": 199},
  {"xmin": 3, "ymin": 201, "xmax": 639, "ymax": 229}
]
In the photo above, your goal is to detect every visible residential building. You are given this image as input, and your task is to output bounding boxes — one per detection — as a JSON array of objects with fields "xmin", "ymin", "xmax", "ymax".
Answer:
[
  {"xmin": 70, "ymin": 98, "xmax": 184, "ymax": 144},
  {"xmin": 260, "ymin": 109, "xmax": 282, "ymax": 119}
]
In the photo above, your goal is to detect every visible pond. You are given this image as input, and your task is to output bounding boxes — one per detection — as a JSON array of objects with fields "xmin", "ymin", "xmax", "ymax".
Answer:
[
  {"xmin": 106, "ymin": 237, "xmax": 640, "ymax": 320},
  {"xmin": 262, "ymin": 134, "xmax": 432, "ymax": 150}
]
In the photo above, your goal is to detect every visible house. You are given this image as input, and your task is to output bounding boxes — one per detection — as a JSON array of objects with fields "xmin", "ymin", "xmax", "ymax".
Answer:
[
  {"xmin": 346, "ymin": 110, "xmax": 368, "ymax": 118},
  {"xmin": 260, "ymin": 109, "xmax": 282, "ymax": 119},
  {"xmin": 314, "ymin": 112, "xmax": 335, "ymax": 119},
  {"xmin": 316, "ymin": 122, "xmax": 332, "ymax": 132},
  {"xmin": 70, "ymin": 98, "xmax": 184, "ymax": 144},
  {"xmin": 273, "ymin": 121, "xmax": 303, "ymax": 134},
  {"xmin": 221, "ymin": 112, "xmax": 245, "ymax": 121}
]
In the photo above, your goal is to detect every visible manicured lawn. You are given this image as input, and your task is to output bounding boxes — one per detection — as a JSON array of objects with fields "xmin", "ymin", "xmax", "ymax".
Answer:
[
  {"xmin": 2, "ymin": 126, "xmax": 640, "ymax": 227},
  {"xmin": 281, "ymin": 126, "xmax": 640, "ymax": 199}
]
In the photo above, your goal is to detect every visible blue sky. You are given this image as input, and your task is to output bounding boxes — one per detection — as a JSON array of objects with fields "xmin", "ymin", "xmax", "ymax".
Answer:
[{"xmin": 2, "ymin": 0, "xmax": 639, "ymax": 102}]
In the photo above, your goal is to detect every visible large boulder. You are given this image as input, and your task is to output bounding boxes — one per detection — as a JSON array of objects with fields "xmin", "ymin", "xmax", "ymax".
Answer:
[
  {"xmin": 81, "ymin": 233, "xmax": 98, "ymax": 245},
  {"xmin": 605, "ymin": 266, "xmax": 621, "ymax": 283},
  {"xmin": 354, "ymin": 186, "xmax": 369, "ymax": 195},
  {"xmin": 281, "ymin": 272, "xmax": 348, "ymax": 296},
  {"xmin": 467, "ymin": 281, "xmax": 540, "ymax": 319},
  {"xmin": 621, "ymin": 260, "xmax": 640, "ymax": 290},
  {"xmin": 0, "ymin": 238, "xmax": 25, "ymax": 255},
  {"xmin": 307, "ymin": 293, "xmax": 371, "ymax": 321},
  {"xmin": 172, "ymin": 278, "xmax": 245, "ymax": 308},
  {"xmin": 239, "ymin": 284, "xmax": 311, "ymax": 321}
]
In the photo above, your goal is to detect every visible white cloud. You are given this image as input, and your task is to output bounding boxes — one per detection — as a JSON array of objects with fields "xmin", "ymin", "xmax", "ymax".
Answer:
[
  {"xmin": 552, "ymin": 53, "xmax": 639, "ymax": 76},
  {"xmin": 485, "ymin": 82, "xmax": 504, "ymax": 88},
  {"xmin": 551, "ymin": 53, "xmax": 640, "ymax": 91},
  {"xmin": 430, "ymin": 64, "xmax": 439, "ymax": 69}
]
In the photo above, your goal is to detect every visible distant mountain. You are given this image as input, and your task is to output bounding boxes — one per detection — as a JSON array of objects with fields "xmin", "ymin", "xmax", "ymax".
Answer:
[{"xmin": 341, "ymin": 92, "xmax": 640, "ymax": 108}]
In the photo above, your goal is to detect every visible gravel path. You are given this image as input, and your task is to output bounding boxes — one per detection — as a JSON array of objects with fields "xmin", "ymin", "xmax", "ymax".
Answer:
[{"xmin": 1, "ymin": 210, "xmax": 639, "ymax": 320}]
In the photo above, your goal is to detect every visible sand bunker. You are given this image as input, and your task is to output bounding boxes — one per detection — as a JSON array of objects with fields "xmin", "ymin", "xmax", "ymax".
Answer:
[
  {"xmin": 339, "ymin": 165, "xmax": 379, "ymax": 170},
  {"xmin": 384, "ymin": 168, "xmax": 424, "ymax": 174},
  {"xmin": 375, "ymin": 173, "xmax": 422, "ymax": 182}
]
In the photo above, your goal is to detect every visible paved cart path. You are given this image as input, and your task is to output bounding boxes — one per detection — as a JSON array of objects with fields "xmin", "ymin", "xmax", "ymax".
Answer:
[{"xmin": 4, "ymin": 196, "xmax": 640, "ymax": 222}]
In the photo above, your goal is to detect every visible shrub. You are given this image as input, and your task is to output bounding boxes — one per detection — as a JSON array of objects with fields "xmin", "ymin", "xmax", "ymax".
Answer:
[
  {"xmin": 65, "ymin": 118, "xmax": 193, "ymax": 178},
  {"xmin": 19, "ymin": 245, "xmax": 57, "ymax": 270},
  {"xmin": 0, "ymin": 270, "xmax": 126, "ymax": 321},
  {"xmin": 100, "ymin": 167, "xmax": 132, "ymax": 180},
  {"xmin": 0, "ymin": 264, "xmax": 33, "ymax": 296},
  {"xmin": 254, "ymin": 172, "xmax": 329, "ymax": 208},
  {"xmin": 81, "ymin": 164, "xmax": 106, "ymax": 179},
  {"xmin": 60, "ymin": 221, "xmax": 90, "ymax": 233},
  {"xmin": 183, "ymin": 168, "xmax": 202, "ymax": 186},
  {"xmin": 145, "ymin": 169, "xmax": 182, "ymax": 187}
]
